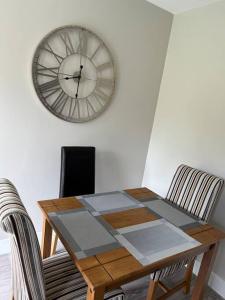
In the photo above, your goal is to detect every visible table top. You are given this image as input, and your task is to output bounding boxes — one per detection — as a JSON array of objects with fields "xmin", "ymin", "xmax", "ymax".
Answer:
[{"xmin": 38, "ymin": 187, "xmax": 225, "ymax": 292}]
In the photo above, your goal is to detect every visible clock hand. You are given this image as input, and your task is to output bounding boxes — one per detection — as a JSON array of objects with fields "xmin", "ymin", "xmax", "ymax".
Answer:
[
  {"xmin": 79, "ymin": 30, "xmax": 83, "ymax": 67},
  {"xmin": 75, "ymin": 65, "xmax": 83, "ymax": 98},
  {"xmin": 58, "ymin": 72, "xmax": 74, "ymax": 76},
  {"xmin": 75, "ymin": 77, "xmax": 81, "ymax": 98},
  {"xmin": 60, "ymin": 75, "xmax": 81, "ymax": 80},
  {"xmin": 60, "ymin": 74, "xmax": 96, "ymax": 82}
]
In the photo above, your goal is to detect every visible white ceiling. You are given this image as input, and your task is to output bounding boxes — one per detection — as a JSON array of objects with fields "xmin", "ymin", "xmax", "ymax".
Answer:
[{"xmin": 146, "ymin": 0, "xmax": 220, "ymax": 14}]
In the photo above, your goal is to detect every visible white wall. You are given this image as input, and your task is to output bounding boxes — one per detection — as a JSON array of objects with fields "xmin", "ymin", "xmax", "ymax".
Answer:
[
  {"xmin": 143, "ymin": 0, "xmax": 225, "ymax": 289},
  {"xmin": 0, "ymin": 0, "xmax": 172, "ymax": 239}
]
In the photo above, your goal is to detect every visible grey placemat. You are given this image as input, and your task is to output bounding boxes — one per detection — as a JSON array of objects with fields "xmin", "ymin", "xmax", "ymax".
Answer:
[
  {"xmin": 144, "ymin": 199, "xmax": 197, "ymax": 227},
  {"xmin": 114, "ymin": 219, "xmax": 201, "ymax": 266},
  {"xmin": 48, "ymin": 208, "xmax": 120, "ymax": 259},
  {"xmin": 78, "ymin": 191, "xmax": 144, "ymax": 215}
]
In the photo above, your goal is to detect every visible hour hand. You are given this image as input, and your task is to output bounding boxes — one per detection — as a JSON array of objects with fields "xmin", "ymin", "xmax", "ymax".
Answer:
[{"xmin": 62, "ymin": 75, "xmax": 80, "ymax": 80}]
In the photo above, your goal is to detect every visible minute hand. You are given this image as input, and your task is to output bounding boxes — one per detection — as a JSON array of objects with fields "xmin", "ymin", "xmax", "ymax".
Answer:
[{"xmin": 75, "ymin": 65, "xmax": 83, "ymax": 98}]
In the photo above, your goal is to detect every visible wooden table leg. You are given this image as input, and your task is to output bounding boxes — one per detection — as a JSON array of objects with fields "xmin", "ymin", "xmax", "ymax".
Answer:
[
  {"xmin": 50, "ymin": 232, "xmax": 58, "ymax": 256},
  {"xmin": 41, "ymin": 217, "xmax": 53, "ymax": 259},
  {"xmin": 184, "ymin": 260, "xmax": 194, "ymax": 294},
  {"xmin": 191, "ymin": 242, "xmax": 219, "ymax": 300},
  {"xmin": 147, "ymin": 280, "xmax": 158, "ymax": 300},
  {"xmin": 86, "ymin": 286, "xmax": 105, "ymax": 300}
]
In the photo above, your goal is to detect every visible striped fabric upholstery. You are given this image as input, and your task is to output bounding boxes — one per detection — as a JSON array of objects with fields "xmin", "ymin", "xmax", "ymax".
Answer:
[
  {"xmin": 151, "ymin": 256, "xmax": 195, "ymax": 281},
  {"xmin": 0, "ymin": 178, "xmax": 45, "ymax": 300},
  {"xmin": 151, "ymin": 257, "xmax": 195, "ymax": 281},
  {"xmin": 44, "ymin": 251, "xmax": 124, "ymax": 300},
  {"xmin": 152, "ymin": 165, "xmax": 224, "ymax": 281},
  {"xmin": 0, "ymin": 179, "xmax": 125, "ymax": 300},
  {"xmin": 166, "ymin": 164, "xmax": 224, "ymax": 221}
]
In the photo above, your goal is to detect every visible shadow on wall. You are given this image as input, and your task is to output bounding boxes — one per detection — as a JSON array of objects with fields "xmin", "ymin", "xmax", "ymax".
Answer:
[
  {"xmin": 211, "ymin": 188, "xmax": 225, "ymax": 228},
  {"xmin": 96, "ymin": 150, "xmax": 126, "ymax": 192}
]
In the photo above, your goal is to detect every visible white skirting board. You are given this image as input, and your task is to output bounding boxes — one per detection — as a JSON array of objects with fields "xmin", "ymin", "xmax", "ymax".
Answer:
[{"xmin": 0, "ymin": 236, "xmax": 225, "ymax": 298}]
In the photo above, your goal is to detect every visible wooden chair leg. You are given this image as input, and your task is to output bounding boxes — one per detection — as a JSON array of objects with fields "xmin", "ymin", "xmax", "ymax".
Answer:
[
  {"xmin": 157, "ymin": 281, "xmax": 186, "ymax": 300},
  {"xmin": 158, "ymin": 281, "xmax": 169, "ymax": 293},
  {"xmin": 50, "ymin": 232, "xmax": 58, "ymax": 256},
  {"xmin": 147, "ymin": 263, "xmax": 195, "ymax": 300},
  {"xmin": 183, "ymin": 260, "xmax": 194, "ymax": 294},
  {"xmin": 147, "ymin": 280, "xmax": 158, "ymax": 300}
]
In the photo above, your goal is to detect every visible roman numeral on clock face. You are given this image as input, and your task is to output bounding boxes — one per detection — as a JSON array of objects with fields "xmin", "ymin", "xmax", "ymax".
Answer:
[
  {"xmin": 60, "ymin": 32, "xmax": 75, "ymax": 55},
  {"xmin": 86, "ymin": 98, "xmax": 96, "ymax": 117},
  {"xmin": 36, "ymin": 63, "xmax": 59, "ymax": 78},
  {"xmin": 96, "ymin": 78, "xmax": 114, "ymax": 90},
  {"xmin": 39, "ymin": 78, "xmax": 60, "ymax": 93},
  {"xmin": 93, "ymin": 88, "xmax": 109, "ymax": 104},
  {"xmin": 51, "ymin": 91, "xmax": 69, "ymax": 113},
  {"xmin": 42, "ymin": 43, "xmax": 64, "ymax": 64},
  {"xmin": 74, "ymin": 98, "xmax": 80, "ymax": 119},
  {"xmin": 90, "ymin": 43, "xmax": 102, "ymax": 60},
  {"xmin": 97, "ymin": 61, "xmax": 112, "ymax": 72},
  {"xmin": 67, "ymin": 98, "xmax": 80, "ymax": 119},
  {"xmin": 77, "ymin": 29, "xmax": 88, "ymax": 56}
]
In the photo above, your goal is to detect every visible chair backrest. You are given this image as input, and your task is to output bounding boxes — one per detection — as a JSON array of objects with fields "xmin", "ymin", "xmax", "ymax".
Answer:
[
  {"xmin": 0, "ymin": 179, "xmax": 45, "ymax": 300},
  {"xmin": 59, "ymin": 146, "xmax": 95, "ymax": 197},
  {"xmin": 166, "ymin": 164, "xmax": 224, "ymax": 221}
]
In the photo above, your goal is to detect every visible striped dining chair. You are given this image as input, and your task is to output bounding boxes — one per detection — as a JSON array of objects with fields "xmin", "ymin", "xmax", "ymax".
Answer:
[
  {"xmin": 148, "ymin": 164, "xmax": 224, "ymax": 299},
  {"xmin": 0, "ymin": 178, "xmax": 125, "ymax": 300}
]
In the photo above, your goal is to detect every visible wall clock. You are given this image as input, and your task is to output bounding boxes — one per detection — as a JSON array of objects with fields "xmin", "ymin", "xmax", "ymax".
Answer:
[{"xmin": 32, "ymin": 26, "xmax": 115, "ymax": 122}]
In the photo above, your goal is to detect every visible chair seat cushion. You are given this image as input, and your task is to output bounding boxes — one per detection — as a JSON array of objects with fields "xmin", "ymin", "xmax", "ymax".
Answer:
[
  {"xmin": 43, "ymin": 251, "xmax": 124, "ymax": 300},
  {"xmin": 151, "ymin": 256, "xmax": 195, "ymax": 281}
]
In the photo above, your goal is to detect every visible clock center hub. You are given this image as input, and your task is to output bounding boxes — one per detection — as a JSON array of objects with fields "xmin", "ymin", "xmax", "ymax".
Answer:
[
  {"xmin": 72, "ymin": 70, "xmax": 81, "ymax": 82},
  {"xmin": 58, "ymin": 53, "xmax": 97, "ymax": 99}
]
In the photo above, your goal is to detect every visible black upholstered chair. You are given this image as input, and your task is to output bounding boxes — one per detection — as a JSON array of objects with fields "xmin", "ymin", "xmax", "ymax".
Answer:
[
  {"xmin": 59, "ymin": 146, "xmax": 95, "ymax": 197},
  {"xmin": 51, "ymin": 146, "xmax": 95, "ymax": 254}
]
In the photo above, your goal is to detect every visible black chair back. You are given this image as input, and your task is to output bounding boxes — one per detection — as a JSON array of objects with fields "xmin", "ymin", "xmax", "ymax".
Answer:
[{"xmin": 59, "ymin": 146, "xmax": 95, "ymax": 197}]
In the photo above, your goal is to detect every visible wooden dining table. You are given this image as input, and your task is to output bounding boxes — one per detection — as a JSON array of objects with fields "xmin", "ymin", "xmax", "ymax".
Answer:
[{"xmin": 38, "ymin": 187, "xmax": 225, "ymax": 300}]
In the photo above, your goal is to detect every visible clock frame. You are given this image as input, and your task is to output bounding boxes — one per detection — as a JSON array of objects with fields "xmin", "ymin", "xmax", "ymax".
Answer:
[{"xmin": 32, "ymin": 25, "xmax": 115, "ymax": 123}]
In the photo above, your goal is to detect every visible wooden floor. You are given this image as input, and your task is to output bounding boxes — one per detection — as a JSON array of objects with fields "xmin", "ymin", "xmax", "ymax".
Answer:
[
  {"xmin": 0, "ymin": 254, "xmax": 224, "ymax": 300},
  {"xmin": 122, "ymin": 271, "xmax": 224, "ymax": 300}
]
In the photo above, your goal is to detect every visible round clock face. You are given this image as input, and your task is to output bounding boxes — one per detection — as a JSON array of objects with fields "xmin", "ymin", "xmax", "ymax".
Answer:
[{"xmin": 32, "ymin": 26, "xmax": 115, "ymax": 122}]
